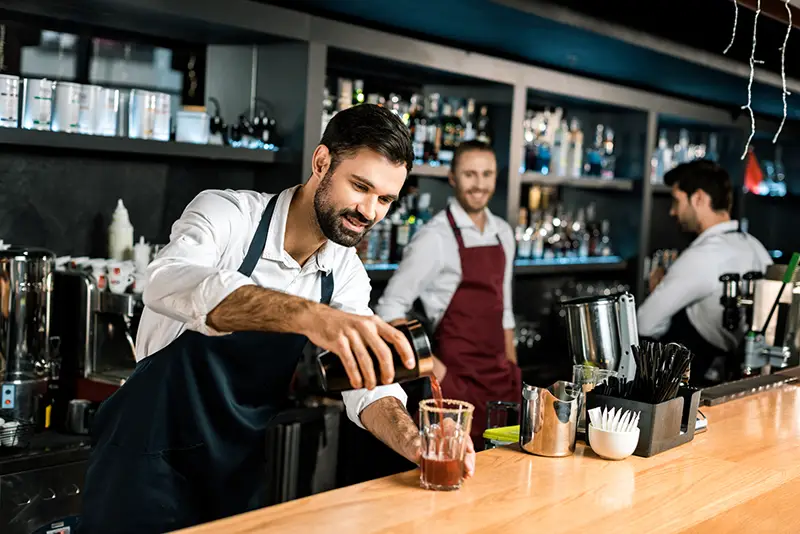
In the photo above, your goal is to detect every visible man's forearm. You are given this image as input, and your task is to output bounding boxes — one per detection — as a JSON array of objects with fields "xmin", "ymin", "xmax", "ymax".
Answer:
[
  {"xmin": 360, "ymin": 397, "xmax": 420, "ymax": 464},
  {"xmin": 207, "ymin": 285, "xmax": 318, "ymax": 334},
  {"xmin": 505, "ymin": 329, "xmax": 517, "ymax": 364}
]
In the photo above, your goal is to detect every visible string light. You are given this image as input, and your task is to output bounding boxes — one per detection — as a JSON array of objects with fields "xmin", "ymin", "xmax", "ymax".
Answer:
[
  {"xmin": 740, "ymin": 0, "xmax": 762, "ymax": 160},
  {"xmin": 773, "ymin": 0, "xmax": 792, "ymax": 143},
  {"xmin": 724, "ymin": 0, "xmax": 739, "ymax": 54}
]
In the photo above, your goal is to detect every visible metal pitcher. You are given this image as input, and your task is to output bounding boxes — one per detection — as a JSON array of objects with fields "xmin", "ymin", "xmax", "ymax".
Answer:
[{"xmin": 519, "ymin": 381, "xmax": 580, "ymax": 457}]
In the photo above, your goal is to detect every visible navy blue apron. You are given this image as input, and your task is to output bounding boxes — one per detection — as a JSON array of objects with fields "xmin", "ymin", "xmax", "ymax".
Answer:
[{"xmin": 79, "ymin": 195, "xmax": 334, "ymax": 533}]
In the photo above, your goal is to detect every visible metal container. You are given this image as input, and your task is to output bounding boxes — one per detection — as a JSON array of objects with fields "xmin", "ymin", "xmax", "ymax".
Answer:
[
  {"xmin": 0, "ymin": 74, "xmax": 20, "ymax": 128},
  {"xmin": 0, "ymin": 246, "xmax": 55, "ymax": 422},
  {"xmin": 519, "ymin": 381, "xmax": 579, "ymax": 457},
  {"xmin": 21, "ymin": 78, "xmax": 54, "ymax": 131},
  {"xmin": 65, "ymin": 399, "xmax": 94, "ymax": 434},
  {"xmin": 152, "ymin": 92, "xmax": 171, "ymax": 141},
  {"xmin": 128, "ymin": 89, "xmax": 157, "ymax": 140},
  {"xmin": 561, "ymin": 292, "xmax": 639, "ymax": 379},
  {"xmin": 51, "ymin": 81, "xmax": 83, "ymax": 133}
]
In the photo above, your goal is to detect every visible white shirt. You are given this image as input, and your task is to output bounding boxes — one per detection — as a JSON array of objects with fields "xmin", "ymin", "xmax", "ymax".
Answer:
[
  {"xmin": 137, "ymin": 186, "xmax": 407, "ymax": 429},
  {"xmin": 376, "ymin": 199, "xmax": 516, "ymax": 330},
  {"xmin": 637, "ymin": 220, "xmax": 773, "ymax": 352}
]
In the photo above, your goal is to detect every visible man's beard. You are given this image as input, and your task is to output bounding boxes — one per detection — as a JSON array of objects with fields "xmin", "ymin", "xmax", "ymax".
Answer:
[
  {"xmin": 458, "ymin": 187, "xmax": 492, "ymax": 213},
  {"xmin": 314, "ymin": 174, "xmax": 375, "ymax": 247}
]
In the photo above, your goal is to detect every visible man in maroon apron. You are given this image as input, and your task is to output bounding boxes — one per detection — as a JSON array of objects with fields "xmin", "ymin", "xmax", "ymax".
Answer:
[{"xmin": 377, "ymin": 140, "xmax": 521, "ymax": 447}]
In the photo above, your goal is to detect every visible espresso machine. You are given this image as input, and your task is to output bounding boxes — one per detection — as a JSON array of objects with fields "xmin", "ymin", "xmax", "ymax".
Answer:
[
  {"xmin": 560, "ymin": 292, "xmax": 639, "ymax": 380},
  {"xmin": 51, "ymin": 269, "xmax": 141, "ymax": 411},
  {"xmin": 719, "ymin": 256, "xmax": 800, "ymax": 377},
  {"xmin": 0, "ymin": 246, "xmax": 56, "ymax": 424}
]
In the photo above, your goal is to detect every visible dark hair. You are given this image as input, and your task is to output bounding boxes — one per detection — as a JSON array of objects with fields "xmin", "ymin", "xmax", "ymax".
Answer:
[
  {"xmin": 452, "ymin": 139, "xmax": 494, "ymax": 172},
  {"xmin": 664, "ymin": 160, "xmax": 733, "ymax": 212},
  {"xmin": 319, "ymin": 104, "xmax": 414, "ymax": 174}
]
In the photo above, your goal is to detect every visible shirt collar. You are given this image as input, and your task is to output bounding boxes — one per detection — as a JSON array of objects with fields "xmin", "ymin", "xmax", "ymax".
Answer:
[
  {"xmin": 261, "ymin": 185, "xmax": 335, "ymax": 273},
  {"xmin": 692, "ymin": 219, "xmax": 739, "ymax": 247},
  {"xmin": 448, "ymin": 198, "xmax": 497, "ymax": 234}
]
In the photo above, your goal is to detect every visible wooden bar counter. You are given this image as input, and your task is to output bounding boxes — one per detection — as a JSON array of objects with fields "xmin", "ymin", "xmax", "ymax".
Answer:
[{"xmin": 177, "ymin": 385, "xmax": 800, "ymax": 533}]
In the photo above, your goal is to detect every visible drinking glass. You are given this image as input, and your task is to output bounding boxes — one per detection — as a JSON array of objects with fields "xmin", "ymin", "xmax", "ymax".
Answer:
[
  {"xmin": 594, "ymin": 369, "xmax": 618, "ymax": 387},
  {"xmin": 419, "ymin": 399, "xmax": 474, "ymax": 491}
]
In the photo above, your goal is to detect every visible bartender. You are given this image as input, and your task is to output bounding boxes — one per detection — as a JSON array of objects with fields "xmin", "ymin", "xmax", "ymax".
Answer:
[
  {"xmin": 376, "ymin": 140, "xmax": 520, "ymax": 447},
  {"xmin": 638, "ymin": 160, "xmax": 772, "ymax": 384},
  {"xmin": 79, "ymin": 104, "xmax": 475, "ymax": 534}
]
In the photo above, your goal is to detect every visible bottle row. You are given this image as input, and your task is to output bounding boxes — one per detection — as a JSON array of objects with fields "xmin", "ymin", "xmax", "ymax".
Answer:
[
  {"xmin": 514, "ymin": 203, "xmax": 614, "ymax": 261},
  {"xmin": 650, "ymin": 129, "xmax": 719, "ymax": 184},
  {"xmin": 522, "ymin": 107, "xmax": 617, "ymax": 180},
  {"xmin": 322, "ymin": 77, "xmax": 493, "ymax": 166}
]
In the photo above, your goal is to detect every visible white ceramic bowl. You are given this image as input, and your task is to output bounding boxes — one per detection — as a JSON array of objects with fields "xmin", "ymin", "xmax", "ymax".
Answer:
[{"xmin": 588, "ymin": 424, "xmax": 640, "ymax": 460}]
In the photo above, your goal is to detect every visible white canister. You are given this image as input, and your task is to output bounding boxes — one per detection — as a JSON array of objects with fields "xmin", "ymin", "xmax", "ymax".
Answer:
[
  {"xmin": 79, "ymin": 85, "xmax": 119, "ymax": 136},
  {"xmin": 128, "ymin": 89, "xmax": 157, "ymax": 140},
  {"xmin": 153, "ymin": 92, "xmax": 171, "ymax": 141},
  {"xmin": 52, "ymin": 81, "xmax": 83, "ymax": 133},
  {"xmin": 0, "ymin": 74, "xmax": 20, "ymax": 128},
  {"xmin": 175, "ymin": 110, "xmax": 209, "ymax": 144},
  {"xmin": 22, "ymin": 78, "xmax": 54, "ymax": 131}
]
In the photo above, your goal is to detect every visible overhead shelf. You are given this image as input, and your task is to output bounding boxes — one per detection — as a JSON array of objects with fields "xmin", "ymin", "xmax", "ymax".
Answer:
[
  {"xmin": 410, "ymin": 163, "xmax": 451, "ymax": 179},
  {"xmin": 652, "ymin": 183, "xmax": 672, "ymax": 194},
  {"xmin": 521, "ymin": 172, "xmax": 635, "ymax": 191},
  {"xmin": 0, "ymin": 128, "xmax": 279, "ymax": 163},
  {"xmin": 365, "ymin": 256, "xmax": 627, "ymax": 281}
]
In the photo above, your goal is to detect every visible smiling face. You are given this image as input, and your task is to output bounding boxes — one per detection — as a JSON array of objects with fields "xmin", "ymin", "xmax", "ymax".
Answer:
[
  {"xmin": 449, "ymin": 148, "xmax": 497, "ymax": 214},
  {"xmin": 313, "ymin": 146, "xmax": 407, "ymax": 247}
]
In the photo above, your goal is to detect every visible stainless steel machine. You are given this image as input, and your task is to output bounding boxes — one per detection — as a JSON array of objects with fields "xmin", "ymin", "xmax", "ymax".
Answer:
[
  {"xmin": 560, "ymin": 292, "xmax": 639, "ymax": 380},
  {"xmin": 0, "ymin": 246, "xmax": 56, "ymax": 424},
  {"xmin": 720, "ymin": 260, "xmax": 800, "ymax": 376}
]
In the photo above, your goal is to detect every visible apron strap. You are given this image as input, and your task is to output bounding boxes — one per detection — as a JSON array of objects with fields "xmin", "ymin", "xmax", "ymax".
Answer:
[
  {"xmin": 238, "ymin": 195, "xmax": 279, "ymax": 277},
  {"xmin": 445, "ymin": 206, "xmax": 503, "ymax": 249},
  {"xmin": 320, "ymin": 272, "xmax": 334, "ymax": 306}
]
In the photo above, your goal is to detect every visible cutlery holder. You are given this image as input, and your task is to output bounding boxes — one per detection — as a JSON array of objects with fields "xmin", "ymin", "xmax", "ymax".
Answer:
[{"xmin": 585, "ymin": 387, "xmax": 701, "ymax": 457}]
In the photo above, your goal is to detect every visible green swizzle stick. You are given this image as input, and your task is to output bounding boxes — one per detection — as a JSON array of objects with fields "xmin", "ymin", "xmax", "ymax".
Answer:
[{"xmin": 759, "ymin": 252, "xmax": 800, "ymax": 336}]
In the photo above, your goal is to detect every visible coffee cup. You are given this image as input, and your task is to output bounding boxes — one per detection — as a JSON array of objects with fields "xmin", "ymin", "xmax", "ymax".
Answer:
[
  {"xmin": 107, "ymin": 262, "xmax": 134, "ymax": 294},
  {"xmin": 86, "ymin": 259, "xmax": 108, "ymax": 290}
]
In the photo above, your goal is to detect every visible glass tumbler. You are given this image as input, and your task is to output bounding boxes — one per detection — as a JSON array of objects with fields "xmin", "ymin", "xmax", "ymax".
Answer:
[{"xmin": 419, "ymin": 399, "xmax": 474, "ymax": 491}]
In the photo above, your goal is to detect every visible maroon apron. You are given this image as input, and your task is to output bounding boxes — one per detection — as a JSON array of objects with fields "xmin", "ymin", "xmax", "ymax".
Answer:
[{"xmin": 435, "ymin": 208, "xmax": 522, "ymax": 448}]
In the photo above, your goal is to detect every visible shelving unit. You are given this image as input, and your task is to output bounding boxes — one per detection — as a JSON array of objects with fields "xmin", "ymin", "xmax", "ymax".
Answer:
[
  {"xmin": 0, "ymin": 128, "xmax": 280, "ymax": 163},
  {"xmin": 520, "ymin": 171, "xmax": 635, "ymax": 191},
  {"xmin": 409, "ymin": 164, "xmax": 450, "ymax": 179},
  {"xmin": 365, "ymin": 256, "xmax": 628, "ymax": 282}
]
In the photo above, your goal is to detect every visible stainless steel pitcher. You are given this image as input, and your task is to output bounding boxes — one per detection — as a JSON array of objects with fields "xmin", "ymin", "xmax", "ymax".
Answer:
[
  {"xmin": 519, "ymin": 381, "xmax": 580, "ymax": 457},
  {"xmin": 561, "ymin": 292, "xmax": 639, "ymax": 379}
]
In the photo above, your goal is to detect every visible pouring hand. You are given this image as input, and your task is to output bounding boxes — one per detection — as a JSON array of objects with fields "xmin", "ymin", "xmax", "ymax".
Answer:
[{"xmin": 649, "ymin": 267, "xmax": 665, "ymax": 293}]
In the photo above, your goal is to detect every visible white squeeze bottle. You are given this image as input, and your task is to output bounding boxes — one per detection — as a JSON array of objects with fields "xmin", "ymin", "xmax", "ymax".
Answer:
[{"xmin": 109, "ymin": 199, "xmax": 134, "ymax": 260}]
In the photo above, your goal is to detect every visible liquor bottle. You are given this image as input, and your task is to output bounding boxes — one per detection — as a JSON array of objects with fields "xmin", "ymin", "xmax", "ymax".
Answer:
[
  {"xmin": 476, "ymin": 105, "xmax": 491, "ymax": 145},
  {"xmin": 651, "ymin": 129, "xmax": 672, "ymax": 184},
  {"xmin": 535, "ymin": 111, "xmax": 551, "ymax": 174},
  {"xmin": 585, "ymin": 124, "xmax": 604, "ymax": 176},
  {"xmin": 601, "ymin": 127, "xmax": 616, "ymax": 179},
  {"xmin": 586, "ymin": 202, "xmax": 600, "ymax": 256},
  {"xmin": 463, "ymin": 98, "xmax": 477, "ymax": 141},
  {"xmin": 772, "ymin": 144, "xmax": 787, "ymax": 197},
  {"xmin": 707, "ymin": 133, "xmax": 719, "ymax": 163},
  {"xmin": 409, "ymin": 94, "xmax": 427, "ymax": 164},
  {"xmin": 321, "ymin": 86, "xmax": 335, "ymax": 134},
  {"xmin": 598, "ymin": 220, "xmax": 613, "ymax": 256},
  {"xmin": 523, "ymin": 111, "xmax": 537, "ymax": 172},
  {"xmin": 567, "ymin": 118, "xmax": 584, "ymax": 178},
  {"xmin": 390, "ymin": 200, "xmax": 411, "ymax": 263},
  {"xmin": 674, "ymin": 128, "xmax": 690, "ymax": 165},
  {"xmin": 424, "ymin": 93, "xmax": 442, "ymax": 163},
  {"xmin": 438, "ymin": 102, "xmax": 458, "ymax": 165},
  {"xmin": 574, "ymin": 208, "xmax": 590, "ymax": 258},
  {"xmin": 550, "ymin": 120, "xmax": 569, "ymax": 176},
  {"xmin": 337, "ymin": 78, "xmax": 353, "ymax": 111},
  {"xmin": 515, "ymin": 208, "xmax": 532, "ymax": 259}
]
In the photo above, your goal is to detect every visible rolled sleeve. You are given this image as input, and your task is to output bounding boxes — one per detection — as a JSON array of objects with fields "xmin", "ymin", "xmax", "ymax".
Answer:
[
  {"xmin": 332, "ymin": 250, "xmax": 408, "ymax": 428},
  {"xmin": 342, "ymin": 384, "xmax": 409, "ymax": 429},
  {"xmin": 142, "ymin": 190, "xmax": 256, "ymax": 335}
]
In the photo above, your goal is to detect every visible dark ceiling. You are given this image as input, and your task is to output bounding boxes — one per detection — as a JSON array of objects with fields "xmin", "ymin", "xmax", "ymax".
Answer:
[{"xmin": 263, "ymin": 0, "xmax": 800, "ymax": 121}]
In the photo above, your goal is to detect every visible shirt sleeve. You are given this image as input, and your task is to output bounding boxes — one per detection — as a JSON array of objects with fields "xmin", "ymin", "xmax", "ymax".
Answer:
[
  {"xmin": 500, "ymin": 222, "xmax": 516, "ymax": 330},
  {"xmin": 332, "ymin": 250, "xmax": 410, "ymax": 429},
  {"xmin": 374, "ymin": 226, "xmax": 443, "ymax": 323},
  {"xmin": 142, "ymin": 190, "xmax": 256, "ymax": 336},
  {"xmin": 637, "ymin": 245, "xmax": 720, "ymax": 338}
]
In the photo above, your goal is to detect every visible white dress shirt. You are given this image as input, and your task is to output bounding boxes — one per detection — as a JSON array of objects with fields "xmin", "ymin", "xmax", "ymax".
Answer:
[
  {"xmin": 137, "ymin": 185, "xmax": 407, "ymax": 428},
  {"xmin": 637, "ymin": 220, "xmax": 773, "ymax": 352},
  {"xmin": 376, "ymin": 199, "xmax": 516, "ymax": 330}
]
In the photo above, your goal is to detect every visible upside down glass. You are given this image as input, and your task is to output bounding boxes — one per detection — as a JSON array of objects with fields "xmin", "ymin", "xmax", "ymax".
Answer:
[{"xmin": 419, "ymin": 399, "xmax": 474, "ymax": 491}]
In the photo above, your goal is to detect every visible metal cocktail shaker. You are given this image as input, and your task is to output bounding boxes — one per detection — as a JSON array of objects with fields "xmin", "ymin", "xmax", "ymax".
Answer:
[{"xmin": 316, "ymin": 319, "xmax": 434, "ymax": 392}]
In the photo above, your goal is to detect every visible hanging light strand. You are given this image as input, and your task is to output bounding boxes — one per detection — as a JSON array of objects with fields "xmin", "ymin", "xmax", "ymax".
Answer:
[
  {"xmin": 773, "ymin": 0, "xmax": 792, "ymax": 143},
  {"xmin": 741, "ymin": 0, "xmax": 763, "ymax": 160},
  {"xmin": 724, "ymin": 0, "xmax": 739, "ymax": 54}
]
